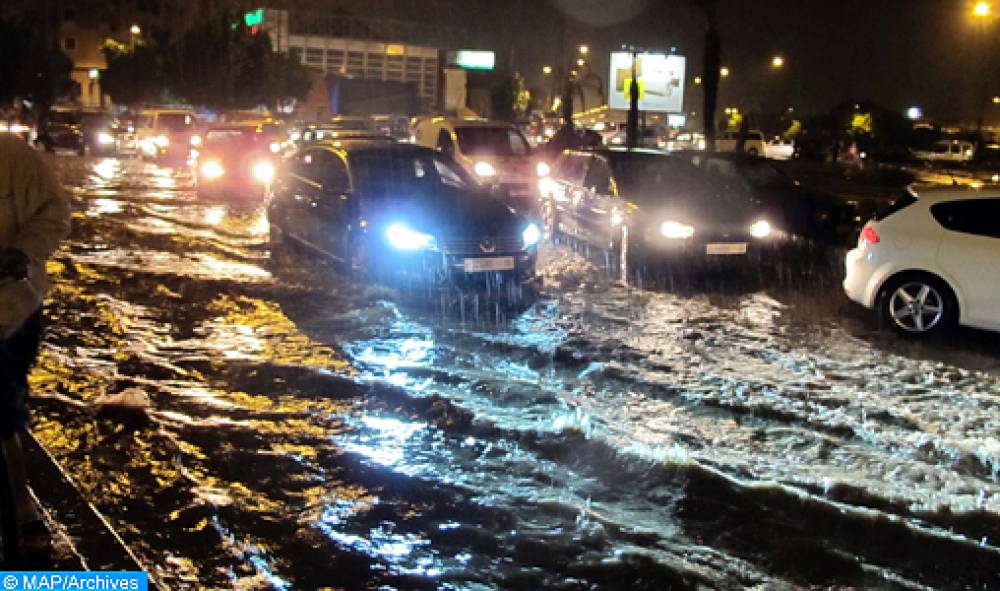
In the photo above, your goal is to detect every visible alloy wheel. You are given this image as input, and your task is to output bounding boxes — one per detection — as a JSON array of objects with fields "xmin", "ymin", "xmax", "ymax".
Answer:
[{"xmin": 888, "ymin": 281, "xmax": 945, "ymax": 333}]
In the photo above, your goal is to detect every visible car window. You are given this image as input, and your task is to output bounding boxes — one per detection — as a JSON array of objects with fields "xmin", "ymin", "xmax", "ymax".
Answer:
[
  {"xmin": 314, "ymin": 151, "xmax": 350, "ymax": 192},
  {"xmin": 455, "ymin": 126, "xmax": 530, "ymax": 156},
  {"xmin": 607, "ymin": 153, "xmax": 718, "ymax": 202},
  {"xmin": 291, "ymin": 149, "xmax": 322, "ymax": 181},
  {"xmin": 930, "ymin": 199, "xmax": 1000, "ymax": 239},
  {"xmin": 50, "ymin": 111, "xmax": 81, "ymax": 124},
  {"xmin": 584, "ymin": 156, "xmax": 615, "ymax": 195},
  {"xmin": 555, "ymin": 153, "xmax": 589, "ymax": 185},
  {"xmin": 157, "ymin": 113, "xmax": 194, "ymax": 131},
  {"xmin": 932, "ymin": 143, "xmax": 949, "ymax": 154},
  {"xmin": 350, "ymin": 148, "xmax": 474, "ymax": 197},
  {"xmin": 205, "ymin": 129, "xmax": 260, "ymax": 148}
]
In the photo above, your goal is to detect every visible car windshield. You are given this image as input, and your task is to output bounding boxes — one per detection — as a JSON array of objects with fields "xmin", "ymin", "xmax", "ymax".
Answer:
[
  {"xmin": 330, "ymin": 119, "xmax": 374, "ymax": 131},
  {"xmin": 455, "ymin": 126, "xmax": 530, "ymax": 156},
  {"xmin": 741, "ymin": 160, "xmax": 790, "ymax": 188},
  {"xmin": 607, "ymin": 153, "xmax": 718, "ymax": 202},
  {"xmin": 158, "ymin": 113, "xmax": 194, "ymax": 131},
  {"xmin": 350, "ymin": 149, "xmax": 474, "ymax": 197},
  {"xmin": 49, "ymin": 111, "xmax": 80, "ymax": 124},
  {"xmin": 205, "ymin": 128, "xmax": 261, "ymax": 148}
]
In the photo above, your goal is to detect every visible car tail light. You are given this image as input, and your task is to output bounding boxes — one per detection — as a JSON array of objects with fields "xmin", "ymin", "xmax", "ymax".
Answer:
[{"xmin": 859, "ymin": 224, "xmax": 880, "ymax": 247}]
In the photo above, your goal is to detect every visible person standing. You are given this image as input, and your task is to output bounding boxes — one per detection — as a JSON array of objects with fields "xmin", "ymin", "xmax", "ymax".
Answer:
[{"xmin": 0, "ymin": 134, "xmax": 72, "ymax": 556}]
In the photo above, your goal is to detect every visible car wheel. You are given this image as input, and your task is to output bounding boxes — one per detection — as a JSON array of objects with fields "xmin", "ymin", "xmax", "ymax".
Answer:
[{"xmin": 879, "ymin": 273, "xmax": 957, "ymax": 337}]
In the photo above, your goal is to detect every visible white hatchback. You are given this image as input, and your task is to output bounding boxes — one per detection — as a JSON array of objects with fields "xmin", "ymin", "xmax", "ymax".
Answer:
[{"xmin": 844, "ymin": 186, "xmax": 1000, "ymax": 336}]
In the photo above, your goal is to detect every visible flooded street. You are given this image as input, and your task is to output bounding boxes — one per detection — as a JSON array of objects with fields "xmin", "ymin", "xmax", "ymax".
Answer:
[{"xmin": 31, "ymin": 155, "xmax": 1000, "ymax": 590}]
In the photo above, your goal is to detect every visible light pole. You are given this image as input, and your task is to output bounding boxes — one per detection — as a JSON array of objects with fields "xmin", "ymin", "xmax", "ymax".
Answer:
[{"xmin": 970, "ymin": 2, "xmax": 994, "ymax": 134}]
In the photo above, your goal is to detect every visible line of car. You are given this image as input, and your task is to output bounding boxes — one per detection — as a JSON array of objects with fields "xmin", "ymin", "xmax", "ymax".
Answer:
[{"xmin": 16, "ymin": 106, "xmax": 996, "ymax": 338}]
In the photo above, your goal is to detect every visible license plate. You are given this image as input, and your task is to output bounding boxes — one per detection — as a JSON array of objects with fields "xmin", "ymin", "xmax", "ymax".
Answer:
[
  {"xmin": 706, "ymin": 242, "xmax": 748, "ymax": 255},
  {"xmin": 464, "ymin": 256, "xmax": 515, "ymax": 272}
]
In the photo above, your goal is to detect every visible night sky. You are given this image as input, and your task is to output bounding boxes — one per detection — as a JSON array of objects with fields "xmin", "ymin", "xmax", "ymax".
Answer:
[{"xmin": 324, "ymin": 0, "xmax": 998, "ymax": 122}]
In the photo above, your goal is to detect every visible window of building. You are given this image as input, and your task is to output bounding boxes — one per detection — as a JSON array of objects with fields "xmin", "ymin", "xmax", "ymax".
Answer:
[{"xmin": 63, "ymin": 37, "xmax": 77, "ymax": 51}]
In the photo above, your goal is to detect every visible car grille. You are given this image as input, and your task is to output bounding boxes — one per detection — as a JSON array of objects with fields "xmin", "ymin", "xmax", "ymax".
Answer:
[{"xmin": 438, "ymin": 235, "xmax": 523, "ymax": 255}]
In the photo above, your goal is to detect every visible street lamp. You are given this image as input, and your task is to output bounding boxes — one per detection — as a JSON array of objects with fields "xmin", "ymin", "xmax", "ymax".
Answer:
[
  {"xmin": 576, "ymin": 58, "xmax": 586, "ymax": 67},
  {"xmin": 542, "ymin": 65, "xmax": 552, "ymax": 75},
  {"xmin": 993, "ymin": 96, "xmax": 1000, "ymax": 104},
  {"xmin": 130, "ymin": 24, "xmax": 141, "ymax": 35},
  {"xmin": 906, "ymin": 106, "xmax": 923, "ymax": 120},
  {"xmin": 720, "ymin": 66, "xmax": 730, "ymax": 78},
  {"xmin": 579, "ymin": 44, "xmax": 589, "ymax": 55},
  {"xmin": 771, "ymin": 55, "xmax": 785, "ymax": 68},
  {"xmin": 694, "ymin": 76, "xmax": 702, "ymax": 85},
  {"xmin": 972, "ymin": 1, "xmax": 992, "ymax": 17}
]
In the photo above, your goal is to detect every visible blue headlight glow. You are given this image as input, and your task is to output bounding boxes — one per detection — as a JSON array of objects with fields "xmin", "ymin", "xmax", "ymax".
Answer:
[
  {"xmin": 386, "ymin": 223, "xmax": 434, "ymax": 250},
  {"xmin": 522, "ymin": 223, "xmax": 541, "ymax": 247}
]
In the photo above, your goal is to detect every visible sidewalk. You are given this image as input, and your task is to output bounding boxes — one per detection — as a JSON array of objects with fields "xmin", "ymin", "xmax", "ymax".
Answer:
[{"xmin": 14, "ymin": 432, "xmax": 157, "ymax": 588}]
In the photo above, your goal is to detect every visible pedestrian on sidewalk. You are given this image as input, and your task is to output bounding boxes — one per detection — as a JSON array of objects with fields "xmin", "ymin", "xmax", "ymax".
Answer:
[{"xmin": 0, "ymin": 134, "xmax": 72, "ymax": 558}]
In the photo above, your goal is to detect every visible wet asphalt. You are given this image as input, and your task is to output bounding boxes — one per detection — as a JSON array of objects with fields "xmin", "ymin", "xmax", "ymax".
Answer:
[{"xmin": 26, "ymin": 154, "xmax": 1000, "ymax": 590}]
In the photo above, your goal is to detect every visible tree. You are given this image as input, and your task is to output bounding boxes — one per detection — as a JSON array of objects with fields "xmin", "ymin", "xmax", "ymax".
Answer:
[
  {"xmin": 0, "ymin": 17, "xmax": 73, "ymax": 115},
  {"xmin": 690, "ymin": 0, "xmax": 721, "ymax": 152},
  {"xmin": 100, "ymin": 33, "xmax": 172, "ymax": 105}
]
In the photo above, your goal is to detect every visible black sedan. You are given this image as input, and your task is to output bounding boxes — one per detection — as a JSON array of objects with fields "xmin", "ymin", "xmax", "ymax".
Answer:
[
  {"xmin": 267, "ymin": 141, "xmax": 541, "ymax": 292},
  {"xmin": 540, "ymin": 148, "xmax": 776, "ymax": 268},
  {"xmin": 686, "ymin": 152, "xmax": 859, "ymax": 246}
]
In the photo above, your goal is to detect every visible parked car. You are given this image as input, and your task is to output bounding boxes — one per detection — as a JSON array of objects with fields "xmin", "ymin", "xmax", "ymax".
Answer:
[
  {"xmin": 844, "ymin": 186, "xmax": 1000, "ymax": 336},
  {"xmin": 267, "ymin": 141, "xmax": 541, "ymax": 292},
  {"xmin": 764, "ymin": 137, "xmax": 795, "ymax": 160},
  {"xmin": 412, "ymin": 117, "xmax": 540, "ymax": 218},
  {"xmin": 135, "ymin": 108, "xmax": 199, "ymax": 162},
  {"xmin": 911, "ymin": 139, "xmax": 975, "ymax": 163},
  {"xmin": 195, "ymin": 124, "xmax": 277, "ymax": 199},
  {"xmin": 715, "ymin": 130, "xmax": 766, "ymax": 156},
  {"xmin": 687, "ymin": 152, "xmax": 859, "ymax": 246},
  {"xmin": 39, "ymin": 106, "xmax": 85, "ymax": 155},
  {"xmin": 664, "ymin": 131, "xmax": 705, "ymax": 152},
  {"xmin": 539, "ymin": 148, "xmax": 776, "ymax": 269}
]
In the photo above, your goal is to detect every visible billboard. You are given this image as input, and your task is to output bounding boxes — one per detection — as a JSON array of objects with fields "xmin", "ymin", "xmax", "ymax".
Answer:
[{"xmin": 608, "ymin": 52, "xmax": 685, "ymax": 113}]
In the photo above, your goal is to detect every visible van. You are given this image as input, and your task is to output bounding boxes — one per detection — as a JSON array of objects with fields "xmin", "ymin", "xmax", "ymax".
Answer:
[
  {"xmin": 135, "ymin": 108, "xmax": 198, "ymax": 161},
  {"xmin": 715, "ymin": 130, "xmax": 765, "ymax": 156},
  {"xmin": 412, "ymin": 117, "xmax": 539, "ymax": 216}
]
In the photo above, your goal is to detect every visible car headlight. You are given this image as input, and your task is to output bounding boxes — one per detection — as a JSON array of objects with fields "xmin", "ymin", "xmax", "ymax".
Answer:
[
  {"xmin": 474, "ymin": 161, "xmax": 497, "ymax": 177},
  {"xmin": 200, "ymin": 160, "xmax": 224, "ymax": 179},
  {"xmin": 750, "ymin": 219, "xmax": 773, "ymax": 238},
  {"xmin": 97, "ymin": 132, "xmax": 115, "ymax": 144},
  {"xmin": 252, "ymin": 161, "xmax": 275, "ymax": 184},
  {"xmin": 190, "ymin": 134, "xmax": 202, "ymax": 147},
  {"xmin": 660, "ymin": 220, "xmax": 695, "ymax": 239},
  {"xmin": 386, "ymin": 223, "xmax": 435, "ymax": 250},
  {"xmin": 611, "ymin": 210, "xmax": 625, "ymax": 227},
  {"xmin": 536, "ymin": 162, "xmax": 551, "ymax": 177},
  {"xmin": 153, "ymin": 135, "xmax": 170, "ymax": 147},
  {"xmin": 522, "ymin": 223, "xmax": 541, "ymax": 247},
  {"xmin": 269, "ymin": 141, "xmax": 281, "ymax": 153}
]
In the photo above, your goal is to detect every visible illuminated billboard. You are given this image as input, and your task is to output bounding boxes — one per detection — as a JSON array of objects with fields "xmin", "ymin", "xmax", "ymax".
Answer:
[{"xmin": 608, "ymin": 52, "xmax": 685, "ymax": 113}]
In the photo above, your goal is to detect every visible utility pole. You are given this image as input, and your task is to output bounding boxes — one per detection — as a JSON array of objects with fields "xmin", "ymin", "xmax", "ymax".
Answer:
[{"xmin": 626, "ymin": 49, "xmax": 639, "ymax": 150}]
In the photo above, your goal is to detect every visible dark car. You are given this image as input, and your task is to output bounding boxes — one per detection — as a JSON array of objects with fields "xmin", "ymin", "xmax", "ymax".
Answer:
[
  {"xmin": 687, "ymin": 152, "xmax": 859, "ymax": 246},
  {"xmin": 540, "ymin": 148, "xmax": 776, "ymax": 267},
  {"xmin": 267, "ymin": 141, "xmax": 541, "ymax": 291},
  {"xmin": 80, "ymin": 111, "xmax": 122, "ymax": 156},
  {"xmin": 39, "ymin": 107, "xmax": 85, "ymax": 155},
  {"xmin": 196, "ymin": 124, "xmax": 277, "ymax": 198}
]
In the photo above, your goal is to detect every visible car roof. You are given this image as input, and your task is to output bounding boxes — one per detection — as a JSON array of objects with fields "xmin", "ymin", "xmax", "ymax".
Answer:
[{"xmin": 909, "ymin": 184, "xmax": 1000, "ymax": 202}]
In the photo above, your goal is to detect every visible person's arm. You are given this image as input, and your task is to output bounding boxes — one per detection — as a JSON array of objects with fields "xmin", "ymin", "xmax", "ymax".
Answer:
[{"xmin": 9, "ymin": 152, "xmax": 71, "ymax": 266}]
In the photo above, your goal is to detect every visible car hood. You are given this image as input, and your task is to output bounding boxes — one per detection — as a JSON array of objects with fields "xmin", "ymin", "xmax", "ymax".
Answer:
[
  {"xmin": 624, "ymin": 187, "xmax": 758, "ymax": 230},
  {"xmin": 361, "ymin": 185, "xmax": 525, "ymax": 238}
]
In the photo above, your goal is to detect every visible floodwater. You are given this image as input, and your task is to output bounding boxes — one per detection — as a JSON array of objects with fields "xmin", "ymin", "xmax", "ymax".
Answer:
[{"xmin": 29, "ymin": 156, "xmax": 1000, "ymax": 590}]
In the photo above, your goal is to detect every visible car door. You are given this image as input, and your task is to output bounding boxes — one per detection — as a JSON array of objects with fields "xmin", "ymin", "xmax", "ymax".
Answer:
[
  {"xmin": 306, "ymin": 150, "xmax": 353, "ymax": 260},
  {"xmin": 577, "ymin": 155, "xmax": 618, "ymax": 248},
  {"xmin": 553, "ymin": 153, "xmax": 591, "ymax": 239},
  {"xmin": 932, "ymin": 198, "xmax": 1000, "ymax": 330},
  {"xmin": 282, "ymin": 149, "xmax": 324, "ymax": 248}
]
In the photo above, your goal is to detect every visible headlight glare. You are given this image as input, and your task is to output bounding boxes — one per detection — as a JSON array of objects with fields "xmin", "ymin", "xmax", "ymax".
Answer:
[
  {"xmin": 153, "ymin": 134, "xmax": 170, "ymax": 147},
  {"xmin": 536, "ymin": 162, "xmax": 551, "ymax": 177},
  {"xmin": 252, "ymin": 161, "xmax": 275, "ymax": 183},
  {"xmin": 190, "ymin": 134, "xmax": 202, "ymax": 147},
  {"xmin": 200, "ymin": 160, "xmax": 224, "ymax": 179},
  {"xmin": 386, "ymin": 223, "xmax": 434, "ymax": 251},
  {"xmin": 660, "ymin": 220, "xmax": 695, "ymax": 239},
  {"xmin": 474, "ymin": 161, "xmax": 497, "ymax": 177},
  {"xmin": 97, "ymin": 132, "xmax": 115, "ymax": 144},
  {"xmin": 522, "ymin": 223, "xmax": 541, "ymax": 247},
  {"xmin": 750, "ymin": 220, "xmax": 773, "ymax": 238}
]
